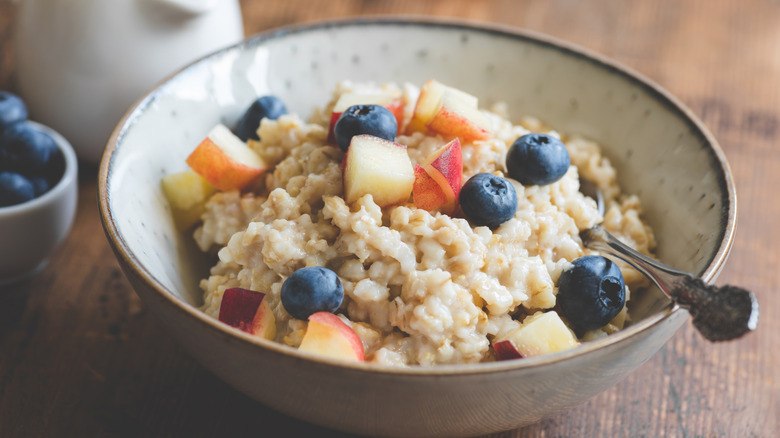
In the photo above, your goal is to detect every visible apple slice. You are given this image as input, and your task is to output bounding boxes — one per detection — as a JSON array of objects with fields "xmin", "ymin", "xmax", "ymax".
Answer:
[
  {"xmin": 413, "ymin": 138, "xmax": 463, "ymax": 214},
  {"xmin": 218, "ymin": 287, "xmax": 277, "ymax": 340},
  {"xmin": 412, "ymin": 165, "xmax": 448, "ymax": 212},
  {"xmin": 161, "ymin": 169, "xmax": 218, "ymax": 230},
  {"xmin": 298, "ymin": 311, "xmax": 365, "ymax": 362},
  {"xmin": 407, "ymin": 79, "xmax": 451, "ymax": 133},
  {"xmin": 492, "ymin": 311, "xmax": 579, "ymax": 360},
  {"xmin": 186, "ymin": 123, "xmax": 269, "ymax": 191},
  {"xmin": 407, "ymin": 79, "xmax": 491, "ymax": 144},
  {"xmin": 427, "ymin": 89, "xmax": 492, "ymax": 143},
  {"xmin": 343, "ymin": 134, "xmax": 414, "ymax": 207},
  {"xmin": 327, "ymin": 91, "xmax": 404, "ymax": 141}
]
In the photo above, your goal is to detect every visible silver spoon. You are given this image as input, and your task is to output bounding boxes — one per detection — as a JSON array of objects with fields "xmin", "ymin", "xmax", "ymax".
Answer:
[{"xmin": 578, "ymin": 178, "xmax": 759, "ymax": 342}]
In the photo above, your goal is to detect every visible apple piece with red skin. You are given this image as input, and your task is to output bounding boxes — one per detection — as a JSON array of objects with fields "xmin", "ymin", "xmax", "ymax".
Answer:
[
  {"xmin": 218, "ymin": 287, "xmax": 277, "ymax": 340},
  {"xmin": 185, "ymin": 123, "xmax": 269, "ymax": 191},
  {"xmin": 412, "ymin": 164, "xmax": 449, "ymax": 212},
  {"xmin": 298, "ymin": 311, "xmax": 365, "ymax": 362},
  {"xmin": 427, "ymin": 90, "xmax": 492, "ymax": 143},
  {"xmin": 492, "ymin": 311, "xmax": 579, "ymax": 360},
  {"xmin": 492, "ymin": 340, "xmax": 524, "ymax": 361},
  {"xmin": 407, "ymin": 79, "xmax": 448, "ymax": 134},
  {"xmin": 327, "ymin": 91, "xmax": 404, "ymax": 142},
  {"xmin": 412, "ymin": 138, "xmax": 463, "ymax": 214},
  {"xmin": 407, "ymin": 79, "xmax": 491, "ymax": 144},
  {"xmin": 343, "ymin": 134, "xmax": 414, "ymax": 207}
]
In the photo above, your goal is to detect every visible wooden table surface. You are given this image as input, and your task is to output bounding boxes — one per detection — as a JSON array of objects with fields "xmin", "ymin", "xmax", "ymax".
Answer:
[{"xmin": 1, "ymin": 1, "xmax": 777, "ymax": 436}]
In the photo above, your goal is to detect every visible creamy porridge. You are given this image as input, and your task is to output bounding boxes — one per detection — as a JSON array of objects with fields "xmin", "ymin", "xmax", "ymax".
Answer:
[{"xmin": 169, "ymin": 80, "xmax": 655, "ymax": 367}]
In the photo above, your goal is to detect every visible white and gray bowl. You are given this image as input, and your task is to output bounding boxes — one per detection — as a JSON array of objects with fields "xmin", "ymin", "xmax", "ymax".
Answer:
[
  {"xmin": 98, "ymin": 17, "xmax": 735, "ymax": 438},
  {"xmin": 1, "ymin": 121, "xmax": 78, "ymax": 285}
]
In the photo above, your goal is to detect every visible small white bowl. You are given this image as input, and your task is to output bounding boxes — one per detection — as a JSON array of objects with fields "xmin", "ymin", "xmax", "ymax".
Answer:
[
  {"xmin": 0, "ymin": 121, "xmax": 78, "ymax": 284},
  {"xmin": 99, "ymin": 17, "xmax": 735, "ymax": 437}
]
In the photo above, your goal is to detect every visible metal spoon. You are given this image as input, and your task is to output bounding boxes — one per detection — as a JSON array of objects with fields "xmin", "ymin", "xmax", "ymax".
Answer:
[{"xmin": 578, "ymin": 178, "xmax": 759, "ymax": 342}]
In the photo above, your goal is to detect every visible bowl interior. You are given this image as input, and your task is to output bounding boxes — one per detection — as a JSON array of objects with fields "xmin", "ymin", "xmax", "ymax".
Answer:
[{"xmin": 102, "ymin": 18, "xmax": 733, "ymax": 337}]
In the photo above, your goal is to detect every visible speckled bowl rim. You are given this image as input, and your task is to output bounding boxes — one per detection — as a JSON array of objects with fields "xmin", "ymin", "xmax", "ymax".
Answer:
[{"xmin": 98, "ymin": 15, "xmax": 736, "ymax": 376}]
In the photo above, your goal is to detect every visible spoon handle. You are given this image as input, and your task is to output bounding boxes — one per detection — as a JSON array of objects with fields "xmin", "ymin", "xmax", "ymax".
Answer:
[{"xmin": 580, "ymin": 225, "xmax": 759, "ymax": 342}]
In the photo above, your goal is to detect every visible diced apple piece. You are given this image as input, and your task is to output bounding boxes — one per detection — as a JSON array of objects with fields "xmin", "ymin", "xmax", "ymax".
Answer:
[
  {"xmin": 413, "ymin": 138, "xmax": 463, "ymax": 214},
  {"xmin": 492, "ymin": 340, "xmax": 524, "ymax": 360},
  {"xmin": 161, "ymin": 169, "xmax": 217, "ymax": 230},
  {"xmin": 413, "ymin": 165, "xmax": 450, "ymax": 212},
  {"xmin": 328, "ymin": 91, "xmax": 404, "ymax": 141},
  {"xmin": 185, "ymin": 123, "xmax": 268, "ymax": 191},
  {"xmin": 492, "ymin": 311, "xmax": 579, "ymax": 360},
  {"xmin": 427, "ymin": 90, "xmax": 492, "ymax": 143},
  {"xmin": 407, "ymin": 79, "xmax": 488, "ymax": 142},
  {"xmin": 218, "ymin": 288, "xmax": 277, "ymax": 340},
  {"xmin": 343, "ymin": 135, "xmax": 414, "ymax": 207},
  {"xmin": 407, "ymin": 79, "xmax": 447, "ymax": 133},
  {"xmin": 298, "ymin": 311, "xmax": 365, "ymax": 362}
]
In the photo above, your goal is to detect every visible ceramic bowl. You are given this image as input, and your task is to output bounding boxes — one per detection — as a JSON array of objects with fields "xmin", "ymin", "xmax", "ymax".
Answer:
[
  {"xmin": 98, "ymin": 17, "xmax": 735, "ymax": 437},
  {"xmin": 0, "ymin": 121, "xmax": 78, "ymax": 285}
]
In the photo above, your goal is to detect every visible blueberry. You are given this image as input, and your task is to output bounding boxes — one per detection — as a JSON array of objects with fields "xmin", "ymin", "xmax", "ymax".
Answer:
[
  {"xmin": 459, "ymin": 173, "xmax": 518, "ymax": 228},
  {"xmin": 0, "ymin": 91, "xmax": 28, "ymax": 132},
  {"xmin": 235, "ymin": 95, "xmax": 288, "ymax": 141},
  {"xmin": 506, "ymin": 133, "xmax": 570, "ymax": 186},
  {"xmin": 333, "ymin": 104, "xmax": 397, "ymax": 152},
  {"xmin": 29, "ymin": 176, "xmax": 52, "ymax": 197},
  {"xmin": 0, "ymin": 121, "xmax": 64, "ymax": 179},
  {"xmin": 0, "ymin": 171, "xmax": 35, "ymax": 207},
  {"xmin": 281, "ymin": 266, "xmax": 344, "ymax": 320},
  {"xmin": 557, "ymin": 255, "xmax": 626, "ymax": 332}
]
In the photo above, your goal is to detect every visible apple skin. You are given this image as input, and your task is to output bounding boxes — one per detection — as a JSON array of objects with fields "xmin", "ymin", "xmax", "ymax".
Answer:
[
  {"xmin": 186, "ymin": 124, "xmax": 268, "ymax": 191},
  {"xmin": 413, "ymin": 164, "xmax": 450, "ymax": 212},
  {"xmin": 412, "ymin": 138, "xmax": 463, "ymax": 214},
  {"xmin": 424, "ymin": 138, "xmax": 462, "ymax": 201},
  {"xmin": 218, "ymin": 287, "xmax": 276, "ymax": 340},
  {"xmin": 343, "ymin": 134, "xmax": 414, "ymax": 207},
  {"xmin": 492, "ymin": 340, "xmax": 524, "ymax": 361},
  {"xmin": 298, "ymin": 311, "xmax": 365, "ymax": 362},
  {"xmin": 427, "ymin": 93, "xmax": 492, "ymax": 144}
]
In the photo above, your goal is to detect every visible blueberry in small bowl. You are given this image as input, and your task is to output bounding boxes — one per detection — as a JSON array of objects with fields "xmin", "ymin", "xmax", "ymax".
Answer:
[
  {"xmin": 0, "ymin": 91, "xmax": 78, "ymax": 284},
  {"xmin": 0, "ymin": 91, "xmax": 28, "ymax": 131}
]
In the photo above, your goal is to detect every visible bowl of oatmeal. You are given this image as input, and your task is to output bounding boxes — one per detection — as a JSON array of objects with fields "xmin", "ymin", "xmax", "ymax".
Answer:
[{"xmin": 98, "ymin": 17, "xmax": 735, "ymax": 437}]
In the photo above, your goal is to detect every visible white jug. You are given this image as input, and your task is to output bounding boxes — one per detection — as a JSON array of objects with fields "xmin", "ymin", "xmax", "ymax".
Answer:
[{"xmin": 13, "ymin": 0, "xmax": 244, "ymax": 164}]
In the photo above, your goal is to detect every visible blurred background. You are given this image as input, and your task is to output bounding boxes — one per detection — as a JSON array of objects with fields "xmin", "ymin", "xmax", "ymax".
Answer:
[{"xmin": 0, "ymin": 1, "xmax": 776, "ymax": 437}]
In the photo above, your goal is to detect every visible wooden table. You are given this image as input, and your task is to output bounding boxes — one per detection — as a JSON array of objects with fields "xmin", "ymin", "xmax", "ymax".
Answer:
[{"xmin": 1, "ymin": 1, "xmax": 777, "ymax": 436}]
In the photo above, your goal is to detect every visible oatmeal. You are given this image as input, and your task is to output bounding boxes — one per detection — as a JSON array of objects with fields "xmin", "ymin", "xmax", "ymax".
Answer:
[{"xmin": 181, "ymin": 80, "xmax": 655, "ymax": 367}]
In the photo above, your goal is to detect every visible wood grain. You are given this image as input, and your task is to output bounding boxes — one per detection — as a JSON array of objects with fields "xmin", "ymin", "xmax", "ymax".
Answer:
[{"xmin": 0, "ymin": 0, "xmax": 777, "ymax": 436}]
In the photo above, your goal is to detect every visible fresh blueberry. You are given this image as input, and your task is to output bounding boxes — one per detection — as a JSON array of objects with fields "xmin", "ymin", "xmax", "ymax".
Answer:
[
  {"xmin": 557, "ymin": 255, "xmax": 626, "ymax": 332},
  {"xmin": 29, "ymin": 176, "xmax": 52, "ymax": 197},
  {"xmin": 0, "ymin": 91, "xmax": 28, "ymax": 132},
  {"xmin": 0, "ymin": 121, "xmax": 64, "ymax": 179},
  {"xmin": 459, "ymin": 173, "xmax": 518, "ymax": 228},
  {"xmin": 333, "ymin": 104, "xmax": 397, "ymax": 152},
  {"xmin": 281, "ymin": 266, "xmax": 344, "ymax": 320},
  {"xmin": 0, "ymin": 171, "xmax": 35, "ymax": 207},
  {"xmin": 506, "ymin": 133, "xmax": 570, "ymax": 186},
  {"xmin": 235, "ymin": 95, "xmax": 288, "ymax": 142}
]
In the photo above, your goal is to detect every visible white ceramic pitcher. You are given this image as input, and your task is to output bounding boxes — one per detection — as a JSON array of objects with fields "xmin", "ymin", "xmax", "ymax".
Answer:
[{"xmin": 13, "ymin": 0, "xmax": 244, "ymax": 164}]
